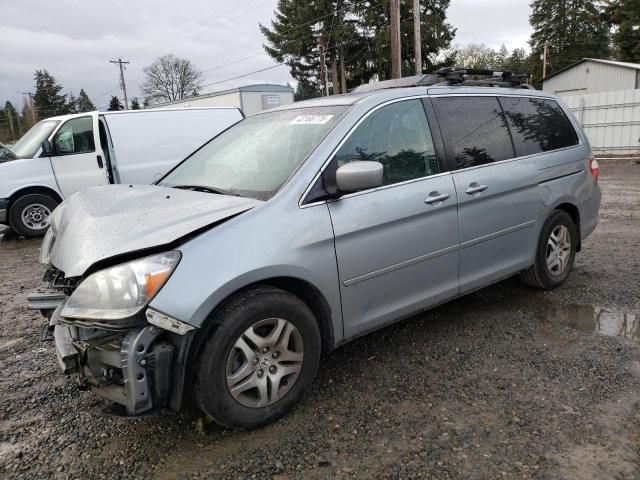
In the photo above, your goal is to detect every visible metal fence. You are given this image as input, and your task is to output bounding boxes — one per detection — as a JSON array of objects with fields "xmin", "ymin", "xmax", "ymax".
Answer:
[{"xmin": 562, "ymin": 89, "xmax": 640, "ymax": 156}]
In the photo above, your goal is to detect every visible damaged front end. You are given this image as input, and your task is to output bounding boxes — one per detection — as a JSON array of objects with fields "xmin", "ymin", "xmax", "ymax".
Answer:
[{"xmin": 28, "ymin": 259, "xmax": 195, "ymax": 416}]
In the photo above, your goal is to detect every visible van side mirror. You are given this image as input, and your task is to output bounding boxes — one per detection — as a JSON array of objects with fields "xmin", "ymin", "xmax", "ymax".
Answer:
[
  {"xmin": 335, "ymin": 161, "xmax": 384, "ymax": 193},
  {"xmin": 41, "ymin": 139, "xmax": 53, "ymax": 156}
]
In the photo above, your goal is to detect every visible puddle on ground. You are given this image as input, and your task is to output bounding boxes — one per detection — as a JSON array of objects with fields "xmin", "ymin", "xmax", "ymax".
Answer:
[
  {"xmin": 501, "ymin": 297, "xmax": 639, "ymax": 342},
  {"xmin": 543, "ymin": 304, "xmax": 638, "ymax": 341}
]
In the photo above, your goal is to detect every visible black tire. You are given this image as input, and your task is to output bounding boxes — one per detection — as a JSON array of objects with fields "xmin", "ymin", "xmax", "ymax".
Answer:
[
  {"xmin": 8, "ymin": 194, "xmax": 58, "ymax": 237},
  {"xmin": 520, "ymin": 210, "xmax": 578, "ymax": 289},
  {"xmin": 192, "ymin": 286, "xmax": 321, "ymax": 429}
]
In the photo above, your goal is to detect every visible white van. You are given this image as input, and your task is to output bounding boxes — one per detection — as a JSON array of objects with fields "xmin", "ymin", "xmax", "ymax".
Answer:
[{"xmin": 0, "ymin": 107, "xmax": 243, "ymax": 236}]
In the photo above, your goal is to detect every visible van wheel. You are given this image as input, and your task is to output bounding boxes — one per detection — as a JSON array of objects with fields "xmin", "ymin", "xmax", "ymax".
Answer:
[
  {"xmin": 520, "ymin": 210, "xmax": 577, "ymax": 289},
  {"xmin": 192, "ymin": 286, "xmax": 321, "ymax": 429},
  {"xmin": 9, "ymin": 194, "xmax": 58, "ymax": 237}
]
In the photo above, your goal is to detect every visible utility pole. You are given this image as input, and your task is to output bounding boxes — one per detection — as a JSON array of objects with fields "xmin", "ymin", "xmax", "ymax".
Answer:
[
  {"xmin": 390, "ymin": 0, "xmax": 401, "ymax": 79},
  {"xmin": 413, "ymin": 0, "xmax": 422, "ymax": 75},
  {"xmin": 542, "ymin": 41, "xmax": 549, "ymax": 79},
  {"xmin": 110, "ymin": 58, "xmax": 130, "ymax": 109}
]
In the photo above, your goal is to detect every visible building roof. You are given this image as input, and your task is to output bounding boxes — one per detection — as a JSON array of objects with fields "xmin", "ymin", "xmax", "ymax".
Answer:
[
  {"xmin": 543, "ymin": 58, "xmax": 640, "ymax": 83},
  {"xmin": 150, "ymin": 83, "xmax": 294, "ymax": 107}
]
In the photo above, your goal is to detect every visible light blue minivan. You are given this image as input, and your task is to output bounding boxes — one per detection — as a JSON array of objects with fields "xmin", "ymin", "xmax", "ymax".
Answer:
[{"xmin": 30, "ymin": 70, "xmax": 601, "ymax": 428}]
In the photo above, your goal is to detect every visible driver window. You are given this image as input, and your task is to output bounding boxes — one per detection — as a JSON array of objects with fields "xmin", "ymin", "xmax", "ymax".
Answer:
[
  {"xmin": 334, "ymin": 99, "xmax": 439, "ymax": 186},
  {"xmin": 53, "ymin": 117, "xmax": 95, "ymax": 155}
]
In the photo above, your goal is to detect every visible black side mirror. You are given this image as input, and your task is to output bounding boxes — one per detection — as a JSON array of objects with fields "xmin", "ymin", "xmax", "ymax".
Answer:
[{"xmin": 41, "ymin": 139, "xmax": 53, "ymax": 156}]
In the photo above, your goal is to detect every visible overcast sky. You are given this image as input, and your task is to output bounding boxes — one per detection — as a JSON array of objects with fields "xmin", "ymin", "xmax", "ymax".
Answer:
[{"xmin": 0, "ymin": 0, "xmax": 532, "ymax": 111}]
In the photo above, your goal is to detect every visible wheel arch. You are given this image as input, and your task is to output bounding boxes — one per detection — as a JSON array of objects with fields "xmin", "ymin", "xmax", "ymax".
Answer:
[
  {"xmin": 8, "ymin": 186, "xmax": 63, "ymax": 211},
  {"xmin": 553, "ymin": 202, "xmax": 581, "ymax": 251},
  {"xmin": 195, "ymin": 277, "xmax": 335, "ymax": 355}
]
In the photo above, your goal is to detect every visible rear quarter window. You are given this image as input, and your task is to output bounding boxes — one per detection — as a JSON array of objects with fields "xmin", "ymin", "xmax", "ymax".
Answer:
[
  {"xmin": 499, "ymin": 96, "xmax": 579, "ymax": 157},
  {"xmin": 432, "ymin": 96, "xmax": 514, "ymax": 170}
]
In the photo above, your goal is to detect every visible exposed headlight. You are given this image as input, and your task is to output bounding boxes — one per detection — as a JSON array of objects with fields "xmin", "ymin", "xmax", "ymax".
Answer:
[
  {"xmin": 61, "ymin": 251, "xmax": 181, "ymax": 320},
  {"xmin": 39, "ymin": 228, "xmax": 55, "ymax": 264}
]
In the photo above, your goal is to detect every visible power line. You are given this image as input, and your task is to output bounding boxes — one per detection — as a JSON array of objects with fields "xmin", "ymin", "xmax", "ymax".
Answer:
[{"xmin": 199, "ymin": 64, "xmax": 287, "ymax": 91}]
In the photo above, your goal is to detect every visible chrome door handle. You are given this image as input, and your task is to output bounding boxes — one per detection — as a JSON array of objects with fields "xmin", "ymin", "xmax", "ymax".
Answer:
[
  {"xmin": 424, "ymin": 192, "xmax": 450, "ymax": 205},
  {"xmin": 465, "ymin": 183, "xmax": 488, "ymax": 195}
]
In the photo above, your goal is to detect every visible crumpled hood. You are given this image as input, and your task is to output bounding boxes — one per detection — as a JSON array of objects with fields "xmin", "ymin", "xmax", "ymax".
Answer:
[{"xmin": 49, "ymin": 184, "xmax": 262, "ymax": 277}]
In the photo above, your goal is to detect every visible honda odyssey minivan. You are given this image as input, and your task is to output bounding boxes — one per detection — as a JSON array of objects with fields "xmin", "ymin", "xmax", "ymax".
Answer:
[{"xmin": 29, "ymin": 70, "xmax": 601, "ymax": 428}]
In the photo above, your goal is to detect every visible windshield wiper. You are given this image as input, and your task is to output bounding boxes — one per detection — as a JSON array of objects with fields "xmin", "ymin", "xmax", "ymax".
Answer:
[{"xmin": 171, "ymin": 185, "xmax": 239, "ymax": 196}]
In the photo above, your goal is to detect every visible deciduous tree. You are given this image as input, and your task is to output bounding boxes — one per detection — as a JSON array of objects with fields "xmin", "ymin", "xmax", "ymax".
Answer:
[{"xmin": 141, "ymin": 54, "xmax": 203, "ymax": 103}]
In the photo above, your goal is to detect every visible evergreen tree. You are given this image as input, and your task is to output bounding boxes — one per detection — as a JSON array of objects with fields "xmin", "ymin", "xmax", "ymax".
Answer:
[
  {"xmin": 130, "ymin": 97, "xmax": 141, "ymax": 110},
  {"xmin": 33, "ymin": 69, "xmax": 69, "ymax": 118},
  {"xmin": 529, "ymin": 0, "xmax": 611, "ymax": 83},
  {"xmin": 3, "ymin": 101, "xmax": 20, "ymax": 140},
  {"xmin": 108, "ymin": 96, "xmax": 123, "ymax": 111},
  {"xmin": 605, "ymin": 0, "xmax": 640, "ymax": 62},
  {"xmin": 294, "ymin": 79, "xmax": 322, "ymax": 101},
  {"xmin": 505, "ymin": 48, "xmax": 531, "ymax": 73},
  {"xmin": 76, "ymin": 89, "xmax": 96, "ymax": 112},
  {"xmin": 357, "ymin": 0, "xmax": 455, "ymax": 80},
  {"xmin": 495, "ymin": 45, "xmax": 509, "ymax": 68},
  {"xmin": 67, "ymin": 92, "xmax": 78, "ymax": 114},
  {"xmin": 261, "ymin": 0, "xmax": 455, "ymax": 94}
]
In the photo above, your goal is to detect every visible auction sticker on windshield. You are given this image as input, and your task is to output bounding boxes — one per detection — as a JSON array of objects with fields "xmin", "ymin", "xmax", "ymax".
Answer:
[{"xmin": 291, "ymin": 115, "xmax": 334, "ymax": 125}]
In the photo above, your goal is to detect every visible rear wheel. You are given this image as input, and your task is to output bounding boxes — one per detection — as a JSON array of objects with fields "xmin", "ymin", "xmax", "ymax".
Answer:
[
  {"xmin": 8, "ymin": 194, "xmax": 58, "ymax": 237},
  {"xmin": 192, "ymin": 286, "xmax": 321, "ymax": 429},
  {"xmin": 520, "ymin": 210, "xmax": 577, "ymax": 289}
]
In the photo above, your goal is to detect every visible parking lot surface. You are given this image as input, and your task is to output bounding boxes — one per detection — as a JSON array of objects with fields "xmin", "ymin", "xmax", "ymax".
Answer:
[{"xmin": 1, "ymin": 160, "xmax": 639, "ymax": 479}]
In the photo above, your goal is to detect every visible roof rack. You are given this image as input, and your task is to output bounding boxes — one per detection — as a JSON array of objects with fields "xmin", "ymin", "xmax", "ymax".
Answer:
[
  {"xmin": 351, "ymin": 67, "xmax": 532, "ymax": 93},
  {"xmin": 434, "ymin": 67, "xmax": 532, "ymax": 88}
]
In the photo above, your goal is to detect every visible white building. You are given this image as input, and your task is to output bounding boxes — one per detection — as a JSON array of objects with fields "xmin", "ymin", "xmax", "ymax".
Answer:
[
  {"xmin": 148, "ymin": 84, "xmax": 294, "ymax": 116},
  {"xmin": 542, "ymin": 59, "xmax": 640, "ymax": 156},
  {"xmin": 542, "ymin": 58, "xmax": 640, "ymax": 97}
]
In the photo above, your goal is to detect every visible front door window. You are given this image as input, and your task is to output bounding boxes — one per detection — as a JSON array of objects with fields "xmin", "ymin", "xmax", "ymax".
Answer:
[
  {"xmin": 52, "ymin": 117, "xmax": 95, "ymax": 155},
  {"xmin": 334, "ymin": 99, "xmax": 439, "ymax": 185}
]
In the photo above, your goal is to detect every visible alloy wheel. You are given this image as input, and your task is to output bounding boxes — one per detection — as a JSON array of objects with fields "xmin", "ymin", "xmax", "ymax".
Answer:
[
  {"xmin": 546, "ymin": 224, "xmax": 571, "ymax": 276},
  {"xmin": 225, "ymin": 318, "xmax": 304, "ymax": 408}
]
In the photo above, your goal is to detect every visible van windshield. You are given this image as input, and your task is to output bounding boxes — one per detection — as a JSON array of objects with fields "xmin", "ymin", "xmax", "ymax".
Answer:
[
  {"xmin": 159, "ymin": 106, "xmax": 345, "ymax": 200},
  {"xmin": 12, "ymin": 120, "xmax": 61, "ymax": 159}
]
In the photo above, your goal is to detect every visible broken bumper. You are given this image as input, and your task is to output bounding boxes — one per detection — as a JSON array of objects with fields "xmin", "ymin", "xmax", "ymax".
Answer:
[
  {"xmin": 28, "ymin": 288, "xmax": 193, "ymax": 416},
  {"xmin": 50, "ymin": 313, "xmax": 175, "ymax": 415}
]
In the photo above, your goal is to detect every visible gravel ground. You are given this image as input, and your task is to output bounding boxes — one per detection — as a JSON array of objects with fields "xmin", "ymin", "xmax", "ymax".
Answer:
[{"xmin": 1, "ymin": 160, "xmax": 639, "ymax": 479}]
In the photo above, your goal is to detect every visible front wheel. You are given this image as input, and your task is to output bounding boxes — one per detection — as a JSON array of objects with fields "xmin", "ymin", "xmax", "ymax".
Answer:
[
  {"xmin": 8, "ymin": 193, "xmax": 58, "ymax": 237},
  {"xmin": 520, "ymin": 210, "xmax": 578, "ymax": 289},
  {"xmin": 192, "ymin": 286, "xmax": 321, "ymax": 429}
]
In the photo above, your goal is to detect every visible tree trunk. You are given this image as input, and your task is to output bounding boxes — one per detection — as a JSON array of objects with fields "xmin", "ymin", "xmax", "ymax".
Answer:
[
  {"xmin": 413, "ymin": 0, "xmax": 422, "ymax": 75},
  {"xmin": 390, "ymin": 0, "xmax": 401, "ymax": 78},
  {"xmin": 319, "ymin": 33, "xmax": 327, "ymax": 96},
  {"xmin": 340, "ymin": 45, "xmax": 347, "ymax": 93},
  {"xmin": 331, "ymin": 51, "xmax": 340, "ymax": 95}
]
